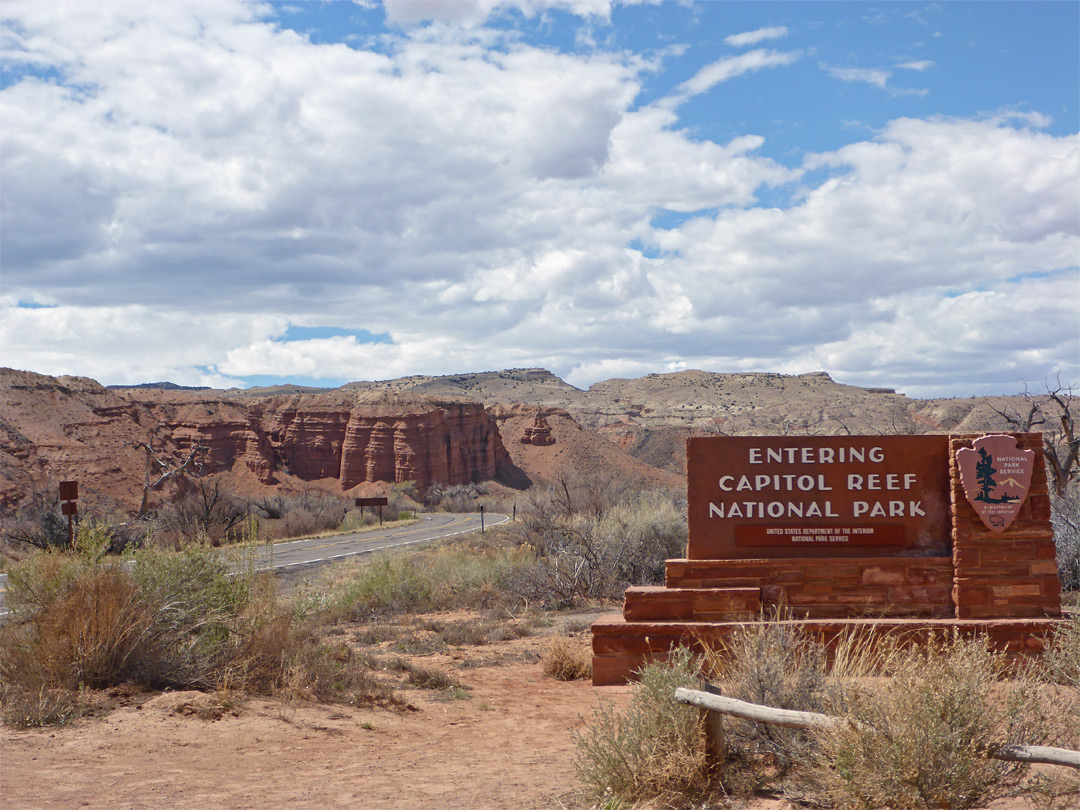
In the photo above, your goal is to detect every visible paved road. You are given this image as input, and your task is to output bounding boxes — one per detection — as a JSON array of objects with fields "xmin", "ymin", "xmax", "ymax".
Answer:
[
  {"xmin": 250, "ymin": 512, "xmax": 507, "ymax": 569},
  {"xmin": 0, "ymin": 512, "xmax": 508, "ymax": 619}
]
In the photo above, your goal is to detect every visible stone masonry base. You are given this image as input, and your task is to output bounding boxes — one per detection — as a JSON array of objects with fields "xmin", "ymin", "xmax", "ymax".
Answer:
[{"xmin": 591, "ymin": 613, "xmax": 1066, "ymax": 686}]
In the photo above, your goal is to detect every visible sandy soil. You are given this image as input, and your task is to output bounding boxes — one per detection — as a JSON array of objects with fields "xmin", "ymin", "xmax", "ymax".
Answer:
[
  {"xmin": 1, "ymin": 622, "xmax": 639, "ymax": 810},
  {"xmin": 3, "ymin": 614, "xmax": 1068, "ymax": 810}
]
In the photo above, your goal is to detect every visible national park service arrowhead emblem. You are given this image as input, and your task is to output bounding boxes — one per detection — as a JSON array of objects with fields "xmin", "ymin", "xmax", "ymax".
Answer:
[{"xmin": 956, "ymin": 435, "xmax": 1035, "ymax": 533}]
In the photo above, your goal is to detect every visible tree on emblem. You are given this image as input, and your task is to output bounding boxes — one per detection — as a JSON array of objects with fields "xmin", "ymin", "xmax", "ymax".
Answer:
[{"xmin": 974, "ymin": 448, "xmax": 997, "ymax": 502}]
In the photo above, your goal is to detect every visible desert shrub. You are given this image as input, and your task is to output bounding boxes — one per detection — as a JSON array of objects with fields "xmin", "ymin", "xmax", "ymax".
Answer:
[
  {"xmin": 1046, "ymin": 612, "xmax": 1080, "ymax": 691},
  {"xmin": 387, "ymin": 481, "xmax": 421, "ymax": 516},
  {"xmin": 704, "ymin": 620, "xmax": 834, "ymax": 782},
  {"xmin": 424, "ymin": 482, "xmax": 488, "ymax": 512},
  {"xmin": 0, "ymin": 545, "xmax": 254, "ymax": 705},
  {"xmin": 808, "ymin": 634, "xmax": 1048, "ymax": 810},
  {"xmin": 317, "ymin": 537, "xmax": 532, "ymax": 620},
  {"xmin": 340, "ymin": 508, "xmax": 379, "ymax": 532},
  {"xmin": 542, "ymin": 636, "xmax": 592, "ymax": 681},
  {"xmin": 392, "ymin": 633, "xmax": 448, "ymax": 655},
  {"xmin": 253, "ymin": 489, "xmax": 348, "ymax": 539},
  {"xmin": 1045, "ymin": 611, "xmax": 1080, "ymax": 748},
  {"xmin": 2, "ymin": 491, "xmax": 146, "ymax": 554},
  {"xmin": 0, "ymin": 543, "xmax": 393, "ymax": 726},
  {"xmin": 573, "ymin": 646, "xmax": 711, "ymax": 807},
  {"xmin": 282, "ymin": 490, "xmax": 348, "ymax": 538},
  {"xmin": 381, "ymin": 656, "xmax": 466, "ymax": 693},
  {"xmin": 418, "ymin": 617, "xmax": 532, "ymax": 647},
  {"xmin": 3, "ymin": 486, "xmax": 68, "ymax": 550},
  {"xmin": 155, "ymin": 475, "xmax": 250, "ymax": 544},
  {"xmin": 280, "ymin": 640, "xmax": 399, "ymax": 708},
  {"xmin": 0, "ymin": 683, "xmax": 87, "ymax": 728},
  {"xmin": 515, "ymin": 487, "xmax": 686, "ymax": 606}
]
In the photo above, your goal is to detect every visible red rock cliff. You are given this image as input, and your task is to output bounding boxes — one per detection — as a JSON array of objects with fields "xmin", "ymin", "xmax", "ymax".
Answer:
[
  {"xmin": 0, "ymin": 370, "xmax": 510, "ymax": 513},
  {"xmin": 255, "ymin": 392, "xmax": 505, "ymax": 489}
]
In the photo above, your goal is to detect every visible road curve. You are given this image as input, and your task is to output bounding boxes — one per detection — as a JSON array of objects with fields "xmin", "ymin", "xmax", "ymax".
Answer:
[{"xmin": 0, "ymin": 512, "xmax": 509, "ymax": 619}]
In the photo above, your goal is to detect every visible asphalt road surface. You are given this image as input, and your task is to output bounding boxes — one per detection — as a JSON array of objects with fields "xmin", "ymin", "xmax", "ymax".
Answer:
[
  {"xmin": 0, "ymin": 512, "xmax": 508, "ymax": 619},
  {"xmin": 250, "ymin": 512, "xmax": 507, "ymax": 570}
]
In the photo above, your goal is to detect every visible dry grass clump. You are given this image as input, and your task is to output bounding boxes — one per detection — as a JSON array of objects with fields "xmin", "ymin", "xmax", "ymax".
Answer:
[
  {"xmin": 410, "ymin": 616, "xmax": 529, "ymax": 647},
  {"xmin": 704, "ymin": 620, "xmax": 834, "ymax": 786},
  {"xmin": 312, "ymin": 536, "xmax": 533, "ymax": 621},
  {"xmin": 0, "ymin": 543, "xmax": 397, "ymax": 727},
  {"xmin": 573, "ymin": 647, "xmax": 713, "ymax": 807},
  {"xmin": 379, "ymin": 655, "xmax": 469, "ymax": 699},
  {"xmin": 542, "ymin": 636, "xmax": 592, "ymax": 681},
  {"xmin": 807, "ymin": 633, "xmax": 1049, "ymax": 810}
]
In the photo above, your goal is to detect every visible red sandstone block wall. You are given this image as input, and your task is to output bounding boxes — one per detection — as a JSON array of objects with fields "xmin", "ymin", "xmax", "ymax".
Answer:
[{"xmin": 665, "ymin": 557, "xmax": 955, "ymax": 619}]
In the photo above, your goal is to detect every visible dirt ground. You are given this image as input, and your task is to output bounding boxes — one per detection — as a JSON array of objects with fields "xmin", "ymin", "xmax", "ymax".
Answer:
[
  {"xmin": 0, "ymin": 613, "xmax": 637, "ymax": 810},
  {"xmin": 2, "ymin": 609, "xmax": 1071, "ymax": 810}
]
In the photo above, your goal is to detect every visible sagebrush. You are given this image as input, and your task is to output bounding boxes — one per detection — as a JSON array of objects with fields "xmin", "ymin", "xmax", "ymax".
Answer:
[{"xmin": 573, "ymin": 647, "xmax": 712, "ymax": 807}]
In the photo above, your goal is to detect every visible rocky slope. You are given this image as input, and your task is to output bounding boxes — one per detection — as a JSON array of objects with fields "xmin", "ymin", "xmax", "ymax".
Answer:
[
  {"xmin": 0, "ymin": 370, "xmax": 511, "ymax": 514},
  {"xmin": 2, "ymin": 365, "xmax": 1041, "ymax": 514},
  {"xmin": 309, "ymin": 367, "xmax": 1035, "ymax": 473}
]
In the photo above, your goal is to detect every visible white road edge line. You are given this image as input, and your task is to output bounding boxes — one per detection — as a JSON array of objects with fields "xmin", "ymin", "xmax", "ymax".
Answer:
[{"xmin": 267, "ymin": 514, "xmax": 510, "ymax": 569}]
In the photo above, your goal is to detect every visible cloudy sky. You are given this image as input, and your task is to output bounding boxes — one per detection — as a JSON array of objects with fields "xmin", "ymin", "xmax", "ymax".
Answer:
[{"xmin": 2, "ymin": 0, "xmax": 1077, "ymax": 397}]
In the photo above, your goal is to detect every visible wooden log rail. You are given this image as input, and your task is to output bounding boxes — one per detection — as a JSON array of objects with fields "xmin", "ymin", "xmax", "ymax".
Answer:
[{"xmin": 674, "ymin": 687, "xmax": 1080, "ymax": 770}]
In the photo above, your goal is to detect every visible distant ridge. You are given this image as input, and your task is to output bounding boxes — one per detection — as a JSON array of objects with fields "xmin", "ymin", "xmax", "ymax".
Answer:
[
  {"xmin": 4, "ymin": 366, "xmax": 1041, "ymax": 500},
  {"xmin": 106, "ymin": 381, "xmax": 211, "ymax": 391}
]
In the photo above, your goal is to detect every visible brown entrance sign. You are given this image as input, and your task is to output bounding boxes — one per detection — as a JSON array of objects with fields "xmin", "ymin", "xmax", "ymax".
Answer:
[
  {"xmin": 687, "ymin": 435, "xmax": 951, "ymax": 559},
  {"xmin": 956, "ymin": 434, "xmax": 1035, "ymax": 533},
  {"xmin": 592, "ymin": 432, "xmax": 1063, "ymax": 686}
]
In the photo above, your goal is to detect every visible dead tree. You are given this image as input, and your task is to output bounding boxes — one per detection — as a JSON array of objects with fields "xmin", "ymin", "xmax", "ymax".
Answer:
[
  {"xmin": 134, "ymin": 439, "xmax": 208, "ymax": 516},
  {"xmin": 992, "ymin": 378, "xmax": 1078, "ymax": 497}
]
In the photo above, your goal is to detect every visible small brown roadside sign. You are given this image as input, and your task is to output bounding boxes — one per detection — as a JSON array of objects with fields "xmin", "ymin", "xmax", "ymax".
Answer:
[
  {"xmin": 59, "ymin": 481, "xmax": 78, "ymax": 501},
  {"xmin": 355, "ymin": 497, "xmax": 389, "ymax": 507}
]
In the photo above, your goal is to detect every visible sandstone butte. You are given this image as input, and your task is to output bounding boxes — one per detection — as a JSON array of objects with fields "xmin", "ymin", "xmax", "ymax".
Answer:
[{"xmin": 0, "ymin": 369, "xmax": 512, "ymax": 513}]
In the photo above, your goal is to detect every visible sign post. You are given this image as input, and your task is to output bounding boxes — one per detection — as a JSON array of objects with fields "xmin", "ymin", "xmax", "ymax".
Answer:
[
  {"xmin": 355, "ymin": 497, "xmax": 389, "ymax": 526},
  {"xmin": 59, "ymin": 480, "xmax": 78, "ymax": 548}
]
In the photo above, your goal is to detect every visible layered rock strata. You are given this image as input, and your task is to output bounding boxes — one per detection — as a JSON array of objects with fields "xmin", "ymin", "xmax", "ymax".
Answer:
[{"xmin": 1, "ymin": 370, "xmax": 509, "ymax": 512}]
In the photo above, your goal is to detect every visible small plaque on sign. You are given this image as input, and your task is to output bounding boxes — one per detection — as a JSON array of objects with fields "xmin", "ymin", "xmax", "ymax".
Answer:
[
  {"xmin": 61, "ymin": 501, "xmax": 78, "ymax": 516},
  {"xmin": 736, "ymin": 525, "xmax": 905, "ymax": 547},
  {"xmin": 59, "ymin": 481, "xmax": 78, "ymax": 501},
  {"xmin": 956, "ymin": 434, "xmax": 1035, "ymax": 533}
]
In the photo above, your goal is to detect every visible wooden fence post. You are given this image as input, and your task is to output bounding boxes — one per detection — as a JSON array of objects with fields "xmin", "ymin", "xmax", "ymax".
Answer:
[{"xmin": 701, "ymin": 682, "xmax": 725, "ymax": 771}]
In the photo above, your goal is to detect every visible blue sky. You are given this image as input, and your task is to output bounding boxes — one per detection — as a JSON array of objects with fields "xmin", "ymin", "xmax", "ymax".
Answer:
[{"xmin": 1, "ymin": 0, "xmax": 1077, "ymax": 397}]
